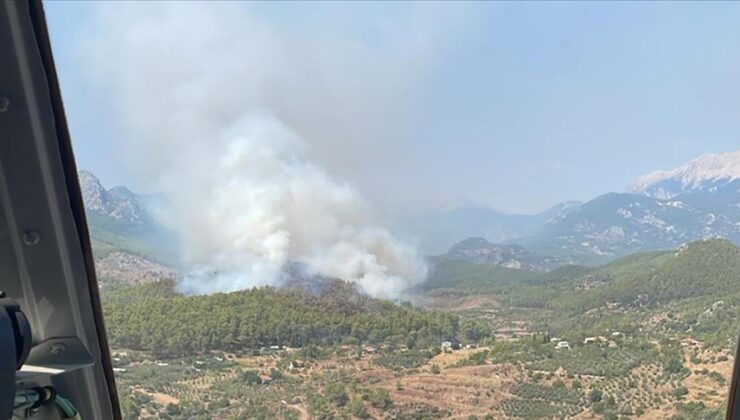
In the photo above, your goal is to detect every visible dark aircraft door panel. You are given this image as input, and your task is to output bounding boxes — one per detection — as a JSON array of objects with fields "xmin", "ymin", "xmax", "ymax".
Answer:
[{"xmin": 0, "ymin": 1, "xmax": 119, "ymax": 419}]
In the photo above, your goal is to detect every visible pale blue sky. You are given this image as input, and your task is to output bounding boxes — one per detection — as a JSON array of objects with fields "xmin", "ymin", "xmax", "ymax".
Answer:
[{"xmin": 45, "ymin": 1, "xmax": 740, "ymax": 214}]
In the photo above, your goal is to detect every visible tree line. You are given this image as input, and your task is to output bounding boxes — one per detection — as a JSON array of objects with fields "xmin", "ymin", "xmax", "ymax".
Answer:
[{"xmin": 102, "ymin": 279, "xmax": 490, "ymax": 357}]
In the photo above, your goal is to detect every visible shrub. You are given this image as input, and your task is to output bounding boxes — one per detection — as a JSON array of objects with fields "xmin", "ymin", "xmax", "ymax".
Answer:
[
  {"xmin": 589, "ymin": 389, "xmax": 603, "ymax": 403},
  {"xmin": 366, "ymin": 389, "xmax": 392, "ymax": 410},
  {"xmin": 241, "ymin": 370, "xmax": 261, "ymax": 386},
  {"xmin": 348, "ymin": 398, "xmax": 368, "ymax": 418},
  {"xmin": 672, "ymin": 386, "xmax": 689, "ymax": 399},
  {"xmin": 325, "ymin": 382, "xmax": 348, "ymax": 407},
  {"xmin": 664, "ymin": 359, "xmax": 688, "ymax": 376}
]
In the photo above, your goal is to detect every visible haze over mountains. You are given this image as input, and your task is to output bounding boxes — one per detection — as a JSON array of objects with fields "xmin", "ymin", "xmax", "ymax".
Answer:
[
  {"xmin": 80, "ymin": 148, "xmax": 740, "ymax": 284},
  {"xmin": 434, "ymin": 149, "xmax": 740, "ymax": 266},
  {"xmin": 417, "ymin": 200, "xmax": 583, "ymax": 254},
  {"xmin": 436, "ymin": 237, "xmax": 558, "ymax": 272}
]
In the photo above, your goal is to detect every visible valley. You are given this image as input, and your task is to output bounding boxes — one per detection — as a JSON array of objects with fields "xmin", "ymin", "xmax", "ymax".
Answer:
[
  {"xmin": 111, "ymin": 331, "xmax": 730, "ymax": 419},
  {"xmin": 78, "ymin": 153, "xmax": 740, "ymax": 419},
  {"xmin": 45, "ymin": 3, "xmax": 740, "ymax": 418},
  {"xmin": 104, "ymin": 239, "xmax": 738, "ymax": 419}
]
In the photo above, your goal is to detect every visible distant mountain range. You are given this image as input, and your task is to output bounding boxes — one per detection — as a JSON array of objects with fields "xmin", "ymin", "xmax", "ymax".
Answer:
[
  {"xmin": 437, "ymin": 237, "xmax": 560, "ymax": 272},
  {"xmin": 415, "ymin": 200, "xmax": 583, "ymax": 254},
  {"xmin": 431, "ymin": 149, "xmax": 740, "ymax": 266},
  {"xmin": 80, "ymin": 149, "xmax": 740, "ymax": 277},
  {"xmin": 627, "ymin": 150, "xmax": 740, "ymax": 199}
]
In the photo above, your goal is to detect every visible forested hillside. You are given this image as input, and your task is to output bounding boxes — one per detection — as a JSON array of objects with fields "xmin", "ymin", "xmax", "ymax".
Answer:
[
  {"xmin": 103, "ymin": 240, "xmax": 738, "ymax": 419},
  {"xmin": 102, "ymin": 279, "xmax": 489, "ymax": 358},
  {"xmin": 549, "ymin": 240, "xmax": 740, "ymax": 312},
  {"xmin": 427, "ymin": 239, "xmax": 740, "ymax": 306},
  {"xmin": 426, "ymin": 239, "xmax": 740, "ymax": 349}
]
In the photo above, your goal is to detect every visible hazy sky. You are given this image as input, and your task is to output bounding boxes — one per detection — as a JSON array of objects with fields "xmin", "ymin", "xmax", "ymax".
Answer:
[{"xmin": 45, "ymin": 1, "xmax": 740, "ymax": 215}]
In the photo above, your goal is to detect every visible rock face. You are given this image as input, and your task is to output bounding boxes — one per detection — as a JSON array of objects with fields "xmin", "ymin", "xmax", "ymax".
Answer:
[
  {"xmin": 79, "ymin": 170, "xmax": 150, "ymax": 224},
  {"xmin": 95, "ymin": 251, "xmax": 178, "ymax": 285},
  {"xmin": 79, "ymin": 170, "xmax": 108, "ymax": 213}
]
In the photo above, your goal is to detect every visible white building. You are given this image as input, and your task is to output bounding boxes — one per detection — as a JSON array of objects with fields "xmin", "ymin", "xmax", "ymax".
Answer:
[{"xmin": 556, "ymin": 341, "xmax": 570, "ymax": 350}]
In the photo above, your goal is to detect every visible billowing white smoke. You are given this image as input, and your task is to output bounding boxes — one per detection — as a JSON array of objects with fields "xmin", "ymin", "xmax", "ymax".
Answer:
[
  {"xmin": 83, "ymin": 2, "xmax": 440, "ymax": 298},
  {"xmin": 168, "ymin": 114, "xmax": 427, "ymax": 297}
]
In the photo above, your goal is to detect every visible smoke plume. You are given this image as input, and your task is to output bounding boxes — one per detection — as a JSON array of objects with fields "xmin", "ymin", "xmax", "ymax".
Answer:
[{"xmin": 81, "ymin": 2, "xmax": 457, "ymax": 297}]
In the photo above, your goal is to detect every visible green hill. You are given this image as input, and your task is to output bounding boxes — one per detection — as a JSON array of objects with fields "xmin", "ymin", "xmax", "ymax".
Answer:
[
  {"xmin": 549, "ymin": 240, "xmax": 740, "ymax": 312},
  {"xmin": 422, "ymin": 257, "xmax": 537, "ymax": 294},
  {"xmin": 426, "ymin": 239, "xmax": 740, "ymax": 346},
  {"xmin": 427, "ymin": 239, "xmax": 740, "ymax": 306},
  {"xmin": 87, "ymin": 211, "xmax": 180, "ymax": 266},
  {"xmin": 102, "ymin": 279, "xmax": 489, "ymax": 358}
]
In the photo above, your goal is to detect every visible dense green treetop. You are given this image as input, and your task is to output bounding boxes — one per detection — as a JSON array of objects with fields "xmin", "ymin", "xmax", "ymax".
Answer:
[{"xmin": 103, "ymin": 278, "xmax": 486, "ymax": 357}]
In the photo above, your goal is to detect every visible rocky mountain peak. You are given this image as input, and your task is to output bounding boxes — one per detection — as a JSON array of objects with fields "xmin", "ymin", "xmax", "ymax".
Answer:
[
  {"xmin": 78, "ymin": 170, "xmax": 149, "ymax": 224},
  {"xmin": 79, "ymin": 170, "xmax": 108, "ymax": 213},
  {"xmin": 627, "ymin": 149, "xmax": 740, "ymax": 199}
]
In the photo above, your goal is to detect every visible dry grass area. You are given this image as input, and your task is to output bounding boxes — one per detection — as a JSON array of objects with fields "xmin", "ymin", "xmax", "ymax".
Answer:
[
  {"xmin": 429, "ymin": 347, "xmax": 491, "ymax": 368},
  {"xmin": 133, "ymin": 387, "xmax": 180, "ymax": 406},
  {"xmin": 377, "ymin": 364, "xmax": 522, "ymax": 419},
  {"xmin": 422, "ymin": 293, "xmax": 500, "ymax": 313},
  {"xmin": 683, "ymin": 347, "xmax": 734, "ymax": 408}
]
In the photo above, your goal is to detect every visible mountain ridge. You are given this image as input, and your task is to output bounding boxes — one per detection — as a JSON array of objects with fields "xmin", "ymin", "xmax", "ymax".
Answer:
[
  {"xmin": 439, "ymin": 237, "xmax": 559, "ymax": 272},
  {"xmin": 427, "ymin": 150, "xmax": 740, "ymax": 262},
  {"xmin": 79, "ymin": 170, "xmax": 180, "ymax": 284},
  {"xmin": 627, "ymin": 149, "xmax": 740, "ymax": 199},
  {"xmin": 79, "ymin": 170, "xmax": 153, "ymax": 224},
  {"xmin": 80, "ymin": 147, "xmax": 740, "ymax": 273}
]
